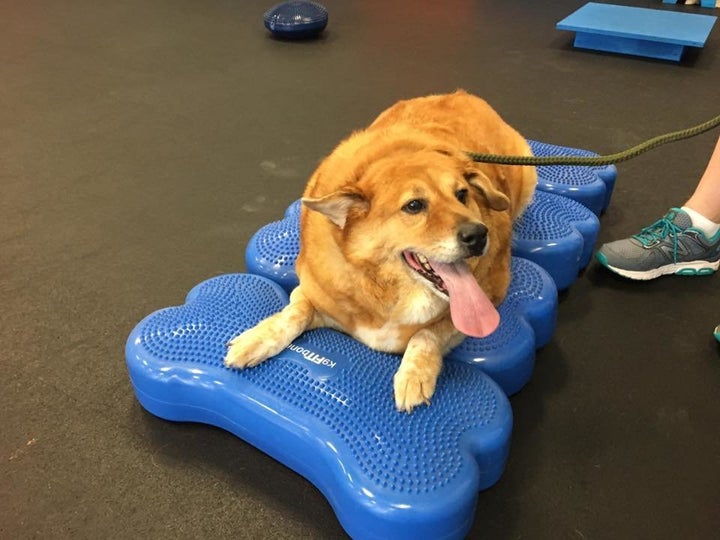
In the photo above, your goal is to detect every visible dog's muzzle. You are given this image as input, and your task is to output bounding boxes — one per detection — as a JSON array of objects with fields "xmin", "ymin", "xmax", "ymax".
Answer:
[{"xmin": 457, "ymin": 223, "xmax": 488, "ymax": 257}]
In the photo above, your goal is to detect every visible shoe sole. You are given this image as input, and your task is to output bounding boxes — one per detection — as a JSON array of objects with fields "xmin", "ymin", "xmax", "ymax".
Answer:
[{"xmin": 596, "ymin": 252, "xmax": 720, "ymax": 281}]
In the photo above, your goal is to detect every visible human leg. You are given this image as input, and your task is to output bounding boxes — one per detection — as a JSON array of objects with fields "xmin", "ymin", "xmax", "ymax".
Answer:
[
  {"xmin": 684, "ymin": 135, "xmax": 720, "ymax": 224},
  {"xmin": 595, "ymin": 136, "xmax": 720, "ymax": 280}
]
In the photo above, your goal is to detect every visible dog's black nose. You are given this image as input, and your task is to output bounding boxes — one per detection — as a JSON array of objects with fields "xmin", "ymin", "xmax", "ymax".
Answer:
[{"xmin": 457, "ymin": 223, "xmax": 488, "ymax": 256}]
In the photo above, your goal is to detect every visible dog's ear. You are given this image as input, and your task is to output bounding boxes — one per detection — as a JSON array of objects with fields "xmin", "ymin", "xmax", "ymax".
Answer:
[
  {"xmin": 464, "ymin": 168, "xmax": 510, "ymax": 212},
  {"xmin": 439, "ymin": 148, "xmax": 510, "ymax": 212},
  {"xmin": 302, "ymin": 189, "xmax": 369, "ymax": 229}
]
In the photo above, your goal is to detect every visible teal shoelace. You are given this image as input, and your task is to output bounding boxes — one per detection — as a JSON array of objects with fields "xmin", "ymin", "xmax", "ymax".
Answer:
[{"xmin": 633, "ymin": 212, "xmax": 684, "ymax": 261}]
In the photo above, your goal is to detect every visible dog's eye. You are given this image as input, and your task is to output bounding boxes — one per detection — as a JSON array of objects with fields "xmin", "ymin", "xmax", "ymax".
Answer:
[
  {"xmin": 402, "ymin": 199, "xmax": 427, "ymax": 214},
  {"xmin": 455, "ymin": 189, "xmax": 469, "ymax": 204}
]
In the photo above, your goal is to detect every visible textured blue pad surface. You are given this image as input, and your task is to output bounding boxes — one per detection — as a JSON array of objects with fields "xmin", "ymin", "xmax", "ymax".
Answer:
[
  {"xmin": 126, "ymin": 273, "xmax": 513, "ymax": 540},
  {"xmin": 529, "ymin": 140, "xmax": 617, "ymax": 215},
  {"xmin": 557, "ymin": 3, "xmax": 717, "ymax": 61},
  {"xmin": 512, "ymin": 191, "xmax": 599, "ymax": 290},
  {"xmin": 247, "ymin": 190, "xmax": 598, "ymax": 292}
]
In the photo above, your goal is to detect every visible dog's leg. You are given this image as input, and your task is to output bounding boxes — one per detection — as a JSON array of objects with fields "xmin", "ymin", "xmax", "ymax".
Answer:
[
  {"xmin": 393, "ymin": 320, "xmax": 460, "ymax": 413},
  {"xmin": 225, "ymin": 287, "xmax": 317, "ymax": 369}
]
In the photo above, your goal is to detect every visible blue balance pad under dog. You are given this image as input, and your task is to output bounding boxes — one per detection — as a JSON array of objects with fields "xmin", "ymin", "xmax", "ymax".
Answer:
[
  {"xmin": 127, "ymin": 140, "xmax": 607, "ymax": 537},
  {"xmin": 512, "ymin": 190, "xmax": 599, "ymax": 290},
  {"xmin": 126, "ymin": 273, "xmax": 513, "ymax": 540}
]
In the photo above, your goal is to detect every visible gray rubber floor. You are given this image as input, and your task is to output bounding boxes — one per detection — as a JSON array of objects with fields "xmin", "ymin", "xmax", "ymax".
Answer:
[{"xmin": 2, "ymin": 1, "xmax": 719, "ymax": 538}]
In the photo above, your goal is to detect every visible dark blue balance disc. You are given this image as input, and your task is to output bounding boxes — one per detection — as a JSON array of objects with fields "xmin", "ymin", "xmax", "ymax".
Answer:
[
  {"xmin": 264, "ymin": 1, "xmax": 328, "ymax": 39},
  {"xmin": 126, "ymin": 273, "xmax": 513, "ymax": 540}
]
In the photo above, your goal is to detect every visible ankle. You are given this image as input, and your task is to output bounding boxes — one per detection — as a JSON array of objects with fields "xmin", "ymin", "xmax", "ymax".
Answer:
[{"xmin": 681, "ymin": 206, "xmax": 720, "ymax": 237}]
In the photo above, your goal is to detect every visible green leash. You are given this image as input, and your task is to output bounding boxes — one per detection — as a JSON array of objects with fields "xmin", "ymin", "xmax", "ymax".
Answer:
[{"xmin": 467, "ymin": 113, "xmax": 720, "ymax": 166}]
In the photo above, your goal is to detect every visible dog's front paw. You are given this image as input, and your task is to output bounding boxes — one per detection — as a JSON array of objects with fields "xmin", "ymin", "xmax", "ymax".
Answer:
[
  {"xmin": 224, "ymin": 330, "xmax": 276, "ymax": 369},
  {"xmin": 393, "ymin": 366, "xmax": 437, "ymax": 414}
]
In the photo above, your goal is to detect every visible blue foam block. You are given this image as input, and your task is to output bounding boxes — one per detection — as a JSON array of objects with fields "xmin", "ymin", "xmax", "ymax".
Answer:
[
  {"xmin": 126, "ymin": 273, "xmax": 513, "ymax": 540},
  {"xmin": 557, "ymin": 2, "xmax": 717, "ymax": 61},
  {"xmin": 528, "ymin": 139, "xmax": 617, "ymax": 215},
  {"xmin": 246, "ymin": 190, "xmax": 598, "ymax": 292}
]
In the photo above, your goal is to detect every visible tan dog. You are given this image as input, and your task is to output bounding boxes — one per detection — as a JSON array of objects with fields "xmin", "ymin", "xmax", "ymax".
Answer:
[{"xmin": 225, "ymin": 91, "xmax": 536, "ymax": 412}]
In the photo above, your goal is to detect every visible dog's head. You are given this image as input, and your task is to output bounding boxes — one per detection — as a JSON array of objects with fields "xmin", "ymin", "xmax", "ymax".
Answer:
[{"xmin": 302, "ymin": 149, "xmax": 513, "ymax": 337}]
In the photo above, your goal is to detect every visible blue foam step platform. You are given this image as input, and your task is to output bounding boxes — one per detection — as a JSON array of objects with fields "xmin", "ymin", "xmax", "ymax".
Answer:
[
  {"xmin": 528, "ymin": 139, "xmax": 617, "ymax": 215},
  {"xmin": 246, "ymin": 191, "xmax": 598, "ymax": 292},
  {"xmin": 557, "ymin": 3, "xmax": 718, "ymax": 61},
  {"xmin": 126, "ymin": 273, "xmax": 514, "ymax": 540}
]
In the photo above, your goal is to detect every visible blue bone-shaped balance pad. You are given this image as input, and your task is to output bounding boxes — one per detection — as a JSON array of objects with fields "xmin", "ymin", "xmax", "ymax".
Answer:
[
  {"xmin": 557, "ymin": 2, "xmax": 718, "ymax": 62},
  {"xmin": 528, "ymin": 139, "xmax": 617, "ymax": 215},
  {"xmin": 126, "ymin": 273, "xmax": 514, "ymax": 540},
  {"xmin": 247, "ymin": 190, "xmax": 598, "ymax": 292}
]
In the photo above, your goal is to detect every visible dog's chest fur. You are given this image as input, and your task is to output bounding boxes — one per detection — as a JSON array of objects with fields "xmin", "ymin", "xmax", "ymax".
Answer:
[{"xmin": 348, "ymin": 286, "xmax": 449, "ymax": 352}]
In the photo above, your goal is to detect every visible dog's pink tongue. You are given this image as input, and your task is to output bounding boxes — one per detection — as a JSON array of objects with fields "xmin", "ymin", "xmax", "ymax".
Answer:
[{"xmin": 431, "ymin": 260, "xmax": 500, "ymax": 338}]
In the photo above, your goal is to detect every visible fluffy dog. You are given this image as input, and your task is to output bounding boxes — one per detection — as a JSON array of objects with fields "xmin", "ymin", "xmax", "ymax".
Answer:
[{"xmin": 225, "ymin": 91, "xmax": 536, "ymax": 412}]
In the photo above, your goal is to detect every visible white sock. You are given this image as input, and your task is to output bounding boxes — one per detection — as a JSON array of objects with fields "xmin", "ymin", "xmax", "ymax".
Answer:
[{"xmin": 681, "ymin": 206, "xmax": 720, "ymax": 237}]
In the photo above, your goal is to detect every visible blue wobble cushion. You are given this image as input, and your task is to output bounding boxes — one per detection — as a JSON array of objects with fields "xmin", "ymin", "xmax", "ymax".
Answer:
[
  {"xmin": 513, "ymin": 190, "xmax": 600, "ymax": 290},
  {"xmin": 245, "ymin": 211, "xmax": 301, "ymax": 292},
  {"xmin": 126, "ymin": 273, "xmax": 513, "ymax": 540},
  {"xmin": 529, "ymin": 139, "xmax": 617, "ymax": 215},
  {"xmin": 264, "ymin": 1, "xmax": 329, "ymax": 39}
]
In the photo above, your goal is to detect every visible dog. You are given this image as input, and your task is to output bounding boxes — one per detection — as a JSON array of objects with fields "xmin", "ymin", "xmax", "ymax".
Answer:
[{"xmin": 225, "ymin": 90, "xmax": 536, "ymax": 412}]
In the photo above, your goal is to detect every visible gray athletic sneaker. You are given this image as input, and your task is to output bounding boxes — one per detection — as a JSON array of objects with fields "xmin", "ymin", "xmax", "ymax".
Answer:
[{"xmin": 596, "ymin": 208, "xmax": 720, "ymax": 280}]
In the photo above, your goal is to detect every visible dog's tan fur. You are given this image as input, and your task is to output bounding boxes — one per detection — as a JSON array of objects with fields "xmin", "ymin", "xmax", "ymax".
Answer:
[{"xmin": 225, "ymin": 91, "xmax": 536, "ymax": 412}]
